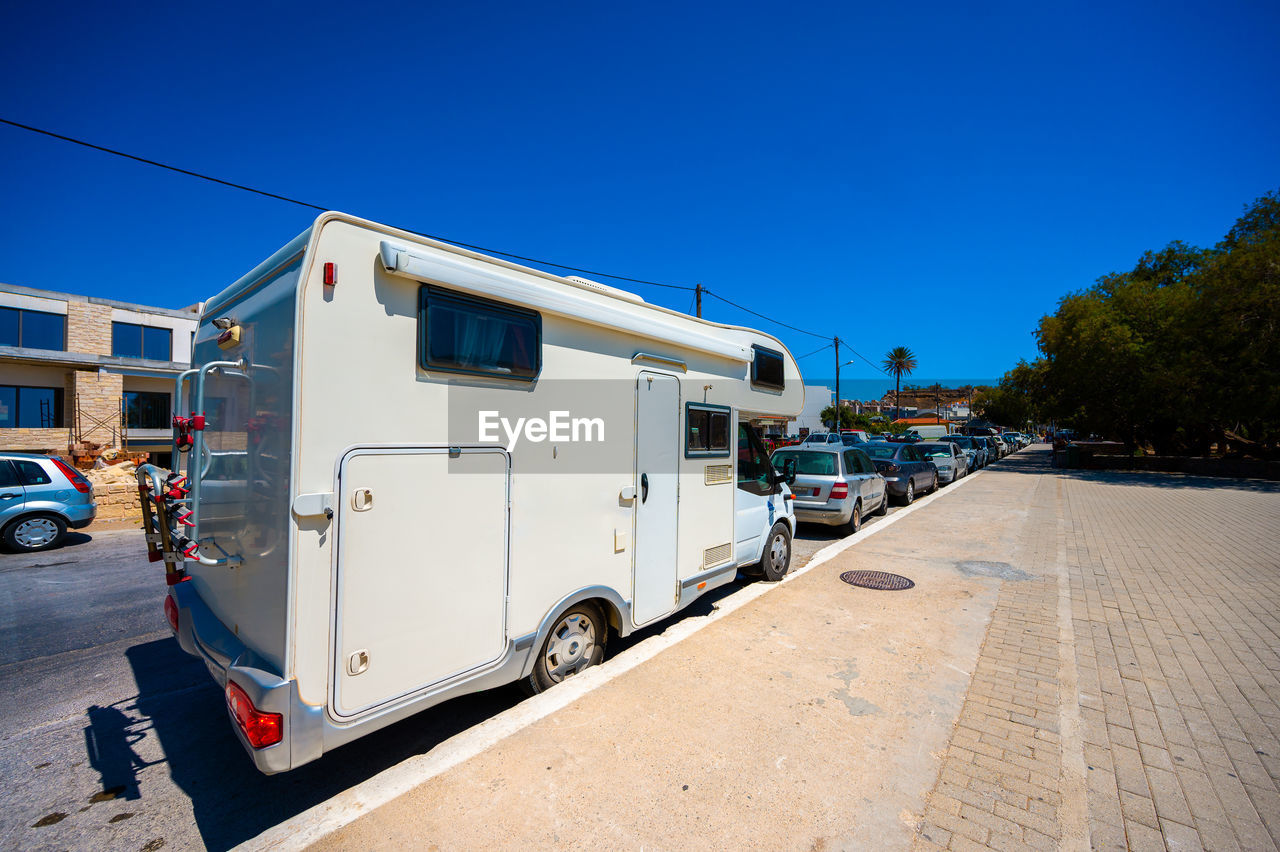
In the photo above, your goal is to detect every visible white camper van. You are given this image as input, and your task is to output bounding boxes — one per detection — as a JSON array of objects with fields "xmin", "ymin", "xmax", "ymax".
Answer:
[{"xmin": 138, "ymin": 212, "xmax": 805, "ymax": 773}]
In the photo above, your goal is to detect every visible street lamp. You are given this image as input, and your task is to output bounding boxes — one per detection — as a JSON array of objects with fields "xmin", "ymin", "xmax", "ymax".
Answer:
[{"xmin": 832, "ymin": 358, "xmax": 855, "ymax": 429}]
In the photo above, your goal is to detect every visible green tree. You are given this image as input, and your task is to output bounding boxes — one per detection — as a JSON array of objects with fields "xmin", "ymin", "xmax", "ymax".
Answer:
[
  {"xmin": 881, "ymin": 346, "xmax": 918, "ymax": 421},
  {"xmin": 819, "ymin": 403, "xmax": 858, "ymax": 430}
]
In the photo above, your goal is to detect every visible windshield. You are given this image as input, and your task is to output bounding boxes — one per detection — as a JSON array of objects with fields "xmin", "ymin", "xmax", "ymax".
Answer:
[
  {"xmin": 803, "ymin": 433, "xmax": 829, "ymax": 444},
  {"xmin": 861, "ymin": 444, "xmax": 898, "ymax": 459},
  {"xmin": 948, "ymin": 437, "xmax": 974, "ymax": 448},
  {"xmin": 919, "ymin": 444, "xmax": 952, "ymax": 458},
  {"xmin": 772, "ymin": 449, "xmax": 838, "ymax": 475}
]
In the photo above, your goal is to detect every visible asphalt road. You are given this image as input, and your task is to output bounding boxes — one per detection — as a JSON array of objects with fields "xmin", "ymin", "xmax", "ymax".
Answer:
[{"xmin": 0, "ymin": 479, "xmax": 941, "ymax": 851}]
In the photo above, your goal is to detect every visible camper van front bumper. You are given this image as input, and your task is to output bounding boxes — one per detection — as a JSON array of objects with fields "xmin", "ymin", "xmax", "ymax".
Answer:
[{"xmin": 167, "ymin": 582, "xmax": 324, "ymax": 774}]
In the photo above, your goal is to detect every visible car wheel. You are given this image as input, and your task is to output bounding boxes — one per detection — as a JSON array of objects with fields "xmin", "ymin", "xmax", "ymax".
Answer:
[
  {"xmin": 4, "ymin": 514, "xmax": 67, "ymax": 552},
  {"xmin": 757, "ymin": 522, "xmax": 792, "ymax": 582},
  {"xmin": 931, "ymin": 472, "xmax": 939, "ymax": 492},
  {"xmin": 901, "ymin": 480, "xmax": 915, "ymax": 505},
  {"xmin": 527, "ymin": 602, "xmax": 607, "ymax": 694},
  {"xmin": 843, "ymin": 501, "xmax": 862, "ymax": 536},
  {"xmin": 876, "ymin": 493, "xmax": 889, "ymax": 516}
]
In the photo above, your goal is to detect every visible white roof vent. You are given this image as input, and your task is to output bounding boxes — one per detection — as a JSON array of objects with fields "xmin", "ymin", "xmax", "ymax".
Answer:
[{"xmin": 565, "ymin": 275, "xmax": 645, "ymax": 304}]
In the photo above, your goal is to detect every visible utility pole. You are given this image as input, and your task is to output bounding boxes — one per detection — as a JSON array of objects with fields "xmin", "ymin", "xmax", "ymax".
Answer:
[
  {"xmin": 833, "ymin": 337, "xmax": 840, "ymax": 430},
  {"xmin": 695, "ymin": 283, "xmax": 703, "ymax": 318}
]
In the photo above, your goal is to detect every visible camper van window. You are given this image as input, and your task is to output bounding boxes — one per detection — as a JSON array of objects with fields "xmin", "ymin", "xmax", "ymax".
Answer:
[
  {"xmin": 686, "ymin": 403, "xmax": 730, "ymax": 457},
  {"xmin": 419, "ymin": 286, "xmax": 540, "ymax": 380},
  {"xmin": 751, "ymin": 345, "xmax": 785, "ymax": 391},
  {"xmin": 737, "ymin": 423, "xmax": 774, "ymax": 496}
]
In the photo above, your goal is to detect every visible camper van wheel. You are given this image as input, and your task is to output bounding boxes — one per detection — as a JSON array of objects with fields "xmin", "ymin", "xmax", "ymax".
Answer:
[
  {"xmin": 758, "ymin": 522, "xmax": 791, "ymax": 582},
  {"xmin": 527, "ymin": 602, "xmax": 607, "ymax": 694}
]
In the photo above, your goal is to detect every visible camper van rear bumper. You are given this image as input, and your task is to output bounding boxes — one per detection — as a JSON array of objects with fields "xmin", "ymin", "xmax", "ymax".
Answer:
[{"xmin": 167, "ymin": 581, "xmax": 323, "ymax": 773}]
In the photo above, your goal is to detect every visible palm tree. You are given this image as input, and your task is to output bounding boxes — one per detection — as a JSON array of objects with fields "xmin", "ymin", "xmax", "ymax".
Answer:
[{"xmin": 882, "ymin": 346, "xmax": 918, "ymax": 422}]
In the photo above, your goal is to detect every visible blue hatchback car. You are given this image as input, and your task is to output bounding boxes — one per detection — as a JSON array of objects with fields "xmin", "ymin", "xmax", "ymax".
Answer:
[{"xmin": 0, "ymin": 453, "xmax": 97, "ymax": 552}]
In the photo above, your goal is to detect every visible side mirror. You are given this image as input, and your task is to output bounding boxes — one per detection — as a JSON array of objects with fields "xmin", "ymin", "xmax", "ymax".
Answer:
[{"xmin": 783, "ymin": 457, "xmax": 797, "ymax": 485}]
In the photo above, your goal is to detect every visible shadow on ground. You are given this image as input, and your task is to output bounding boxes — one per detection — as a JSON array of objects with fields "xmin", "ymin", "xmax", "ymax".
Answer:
[
  {"xmin": 96, "ymin": 576, "xmax": 752, "ymax": 850},
  {"xmin": 992, "ymin": 448, "xmax": 1280, "ymax": 493},
  {"xmin": 0, "ymin": 531, "xmax": 94, "ymax": 556}
]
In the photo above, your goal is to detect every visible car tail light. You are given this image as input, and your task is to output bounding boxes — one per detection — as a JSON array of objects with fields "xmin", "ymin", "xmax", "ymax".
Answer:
[
  {"xmin": 829, "ymin": 482, "xmax": 849, "ymax": 499},
  {"xmin": 164, "ymin": 595, "xmax": 179, "ymax": 632},
  {"xmin": 51, "ymin": 457, "xmax": 91, "ymax": 493},
  {"xmin": 226, "ymin": 681, "xmax": 284, "ymax": 749},
  {"xmin": 881, "ymin": 463, "xmax": 900, "ymax": 473}
]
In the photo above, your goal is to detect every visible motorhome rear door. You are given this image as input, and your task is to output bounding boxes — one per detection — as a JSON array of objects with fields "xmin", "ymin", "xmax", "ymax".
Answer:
[{"xmin": 333, "ymin": 447, "xmax": 509, "ymax": 718}]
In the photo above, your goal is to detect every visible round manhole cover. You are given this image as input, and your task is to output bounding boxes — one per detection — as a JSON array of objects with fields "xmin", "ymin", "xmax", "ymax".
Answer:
[{"xmin": 839, "ymin": 570, "xmax": 915, "ymax": 591}]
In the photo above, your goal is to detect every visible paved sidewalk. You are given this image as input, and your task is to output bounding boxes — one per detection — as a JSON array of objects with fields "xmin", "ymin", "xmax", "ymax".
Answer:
[{"xmin": 308, "ymin": 450, "xmax": 1280, "ymax": 851}]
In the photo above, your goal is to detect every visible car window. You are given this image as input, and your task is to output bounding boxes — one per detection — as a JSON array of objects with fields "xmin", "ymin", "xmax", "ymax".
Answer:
[
  {"xmin": 842, "ymin": 450, "xmax": 861, "ymax": 473},
  {"xmin": 902, "ymin": 446, "xmax": 920, "ymax": 462},
  {"xmin": 0, "ymin": 460, "xmax": 20, "ymax": 489},
  {"xmin": 738, "ymin": 425, "xmax": 774, "ymax": 495},
  {"xmin": 861, "ymin": 444, "xmax": 896, "ymax": 459},
  {"xmin": 919, "ymin": 444, "xmax": 952, "ymax": 458},
  {"xmin": 851, "ymin": 449, "xmax": 873, "ymax": 474},
  {"xmin": 802, "ymin": 433, "xmax": 825, "ymax": 444},
  {"xmin": 772, "ymin": 450, "xmax": 837, "ymax": 476},
  {"xmin": 13, "ymin": 459, "xmax": 52, "ymax": 485}
]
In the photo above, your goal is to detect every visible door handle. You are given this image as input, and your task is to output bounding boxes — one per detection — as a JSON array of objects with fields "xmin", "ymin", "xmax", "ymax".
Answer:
[
  {"xmin": 640, "ymin": 473, "xmax": 649, "ymax": 504},
  {"xmin": 0, "ymin": 493, "xmax": 18, "ymax": 499}
]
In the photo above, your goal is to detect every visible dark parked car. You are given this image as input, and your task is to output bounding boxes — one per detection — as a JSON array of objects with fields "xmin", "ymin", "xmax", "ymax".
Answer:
[
  {"xmin": 858, "ymin": 441, "xmax": 938, "ymax": 504},
  {"xmin": 0, "ymin": 452, "xmax": 97, "ymax": 551},
  {"xmin": 941, "ymin": 434, "xmax": 985, "ymax": 469}
]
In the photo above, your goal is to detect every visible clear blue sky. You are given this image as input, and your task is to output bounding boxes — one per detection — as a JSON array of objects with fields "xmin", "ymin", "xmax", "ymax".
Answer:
[{"xmin": 2, "ymin": 1, "xmax": 1277, "ymax": 380}]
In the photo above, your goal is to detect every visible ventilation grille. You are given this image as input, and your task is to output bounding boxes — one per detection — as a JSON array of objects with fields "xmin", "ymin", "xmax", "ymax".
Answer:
[
  {"xmin": 703, "ymin": 542, "xmax": 733, "ymax": 568},
  {"xmin": 704, "ymin": 464, "xmax": 733, "ymax": 485}
]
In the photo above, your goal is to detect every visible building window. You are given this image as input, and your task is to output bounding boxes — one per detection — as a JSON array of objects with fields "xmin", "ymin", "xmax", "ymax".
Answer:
[
  {"xmin": 0, "ymin": 385, "xmax": 65, "ymax": 428},
  {"xmin": 751, "ymin": 345, "xmax": 785, "ymax": 391},
  {"xmin": 112, "ymin": 322, "xmax": 172, "ymax": 360},
  {"xmin": 123, "ymin": 391, "xmax": 171, "ymax": 429},
  {"xmin": 419, "ymin": 286, "xmax": 540, "ymax": 380},
  {"xmin": 0, "ymin": 307, "xmax": 66, "ymax": 351},
  {"xmin": 686, "ymin": 403, "xmax": 731, "ymax": 458}
]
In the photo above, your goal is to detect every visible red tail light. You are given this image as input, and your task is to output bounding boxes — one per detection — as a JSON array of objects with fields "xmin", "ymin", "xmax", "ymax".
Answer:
[
  {"xmin": 882, "ymin": 463, "xmax": 900, "ymax": 473},
  {"xmin": 829, "ymin": 482, "xmax": 849, "ymax": 500},
  {"xmin": 164, "ymin": 595, "xmax": 179, "ymax": 632},
  {"xmin": 51, "ymin": 457, "xmax": 91, "ymax": 493},
  {"xmin": 226, "ymin": 681, "xmax": 284, "ymax": 749}
]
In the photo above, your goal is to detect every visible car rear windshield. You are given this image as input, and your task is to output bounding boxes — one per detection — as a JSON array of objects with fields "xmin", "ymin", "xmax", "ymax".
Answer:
[
  {"xmin": 947, "ymin": 437, "xmax": 974, "ymax": 448},
  {"xmin": 771, "ymin": 450, "xmax": 838, "ymax": 475},
  {"xmin": 919, "ymin": 444, "xmax": 952, "ymax": 458},
  {"xmin": 861, "ymin": 444, "xmax": 898, "ymax": 459}
]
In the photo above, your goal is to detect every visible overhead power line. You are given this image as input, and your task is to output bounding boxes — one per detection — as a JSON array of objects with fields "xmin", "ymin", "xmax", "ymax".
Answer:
[
  {"xmin": 704, "ymin": 291, "xmax": 830, "ymax": 340},
  {"xmin": 797, "ymin": 342, "xmax": 834, "ymax": 360},
  {"xmin": 1, "ymin": 115, "xmax": 864, "ymax": 346},
  {"xmin": 837, "ymin": 337, "xmax": 889, "ymax": 375}
]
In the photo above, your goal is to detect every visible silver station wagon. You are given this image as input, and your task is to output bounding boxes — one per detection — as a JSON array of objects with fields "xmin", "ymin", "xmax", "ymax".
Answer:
[{"xmin": 770, "ymin": 445, "xmax": 887, "ymax": 534}]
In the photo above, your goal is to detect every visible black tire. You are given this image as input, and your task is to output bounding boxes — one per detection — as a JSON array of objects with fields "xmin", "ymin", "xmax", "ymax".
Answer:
[
  {"xmin": 757, "ymin": 522, "xmax": 792, "ymax": 582},
  {"xmin": 900, "ymin": 479, "xmax": 915, "ymax": 506},
  {"xmin": 841, "ymin": 501, "xmax": 862, "ymax": 537},
  {"xmin": 3, "ymin": 514, "xmax": 67, "ymax": 553},
  {"xmin": 526, "ymin": 602, "xmax": 607, "ymax": 694},
  {"xmin": 875, "ymin": 492, "xmax": 889, "ymax": 515},
  {"xmin": 930, "ymin": 472, "xmax": 939, "ymax": 493}
]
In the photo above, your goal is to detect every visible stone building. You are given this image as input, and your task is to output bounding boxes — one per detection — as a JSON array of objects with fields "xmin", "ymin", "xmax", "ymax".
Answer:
[{"xmin": 1, "ymin": 283, "xmax": 200, "ymax": 468}]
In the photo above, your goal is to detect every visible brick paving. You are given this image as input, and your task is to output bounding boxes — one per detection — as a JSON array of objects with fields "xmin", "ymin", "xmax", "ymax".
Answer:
[{"xmin": 916, "ymin": 453, "xmax": 1280, "ymax": 851}]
